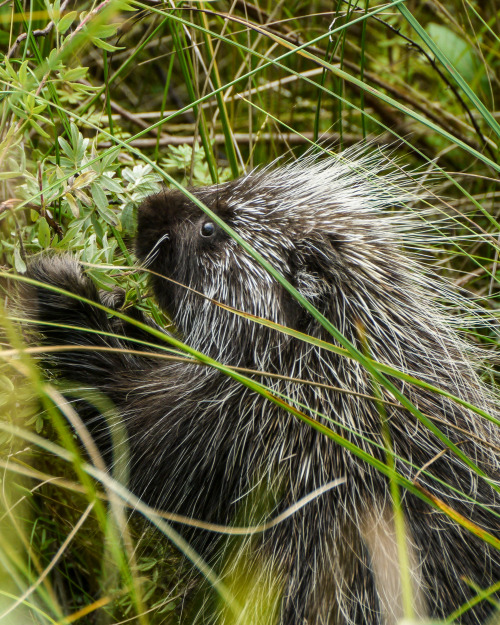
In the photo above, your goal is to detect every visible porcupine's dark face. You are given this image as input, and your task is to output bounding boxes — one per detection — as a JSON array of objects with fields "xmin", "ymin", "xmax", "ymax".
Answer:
[{"xmin": 135, "ymin": 178, "xmax": 303, "ymax": 351}]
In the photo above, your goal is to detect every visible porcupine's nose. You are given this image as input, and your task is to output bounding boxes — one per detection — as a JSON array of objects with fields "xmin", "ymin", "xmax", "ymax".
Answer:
[{"xmin": 135, "ymin": 188, "xmax": 191, "ymax": 265}]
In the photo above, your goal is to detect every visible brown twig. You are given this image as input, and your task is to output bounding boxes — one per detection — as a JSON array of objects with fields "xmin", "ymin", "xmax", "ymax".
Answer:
[
  {"xmin": 97, "ymin": 131, "xmax": 394, "ymax": 150},
  {"xmin": 0, "ymin": 199, "xmax": 63, "ymax": 237},
  {"xmin": 7, "ymin": 0, "xmax": 71, "ymax": 59}
]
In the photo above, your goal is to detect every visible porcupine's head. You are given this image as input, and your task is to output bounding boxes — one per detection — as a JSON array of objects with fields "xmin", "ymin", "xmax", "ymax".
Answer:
[{"xmin": 136, "ymin": 148, "xmax": 425, "ymax": 364}]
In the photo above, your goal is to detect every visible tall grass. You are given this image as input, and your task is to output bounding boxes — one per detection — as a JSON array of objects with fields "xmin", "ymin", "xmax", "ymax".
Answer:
[{"xmin": 0, "ymin": 1, "xmax": 498, "ymax": 623}]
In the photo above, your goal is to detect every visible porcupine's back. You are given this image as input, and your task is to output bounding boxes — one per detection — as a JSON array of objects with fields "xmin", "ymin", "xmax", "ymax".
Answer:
[
  {"xmin": 25, "ymin": 147, "xmax": 500, "ymax": 624},
  {"xmin": 135, "ymin": 148, "xmax": 500, "ymax": 623},
  {"xmin": 136, "ymin": 147, "xmax": 494, "ymax": 410}
]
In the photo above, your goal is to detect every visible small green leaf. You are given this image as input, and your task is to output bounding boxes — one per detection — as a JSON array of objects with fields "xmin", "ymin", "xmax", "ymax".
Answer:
[
  {"xmin": 89, "ymin": 271, "xmax": 117, "ymax": 291},
  {"xmin": 65, "ymin": 193, "xmax": 80, "ymax": 218},
  {"xmin": 72, "ymin": 171, "xmax": 98, "ymax": 189},
  {"xmin": 90, "ymin": 211, "xmax": 104, "ymax": 241},
  {"xmin": 101, "ymin": 151, "xmax": 119, "ymax": 169},
  {"xmin": 32, "ymin": 114, "xmax": 54, "ymax": 128},
  {"xmin": 58, "ymin": 136, "xmax": 73, "ymax": 159},
  {"xmin": 121, "ymin": 202, "xmax": 136, "ymax": 236},
  {"xmin": 18, "ymin": 61, "xmax": 28, "ymax": 87},
  {"xmin": 92, "ymin": 24, "xmax": 118, "ymax": 38},
  {"xmin": 35, "ymin": 415, "xmax": 44, "ymax": 433},
  {"xmin": 46, "ymin": 48, "xmax": 64, "ymax": 73},
  {"xmin": 97, "ymin": 204, "xmax": 119, "ymax": 227},
  {"xmin": 29, "ymin": 119, "xmax": 51, "ymax": 139},
  {"xmin": 32, "ymin": 103, "xmax": 48, "ymax": 114},
  {"xmin": 0, "ymin": 375, "xmax": 14, "ymax": 393},
  {"xmin": 13, "ymin": 247, "xmax": 27, "ymax": 273},
  {"xmin": 116, "ymin": 0, "xmax": 136, "ymax": 10},
  {"xmin": 74, "ymin": 188, "xmax": 92, "ymax": 206},
  {"xmin": 62, "ymin": 67, "xmax": 88, "ymax": 81},
  {"xmin": 91, "ymin": 38, "xmax": 124, "ymax": 52},
  {"xmin": 57, "ymin": 10, "xmax": 78, "ymax": 33},
  {"xmin": 427, "ymin": 24, "xmax": 483, "ymax": 85},
  {"xmin": 90, "ymin": 182, "xmax": 108, "ymax": 212},
  {"xmin": 100, "ymin": 174, "xmax": 123, "ymax": 194},
  {"xmin": 4, "ymin": 59, "xmax": 19, "ymax": 83},
  {"xmin": 70, "ymin": 122, "xmax": 79, "ymax": 147},
  {"xmin": 38, "ymin": 217, "xmax": 51, "ymax": 248}
]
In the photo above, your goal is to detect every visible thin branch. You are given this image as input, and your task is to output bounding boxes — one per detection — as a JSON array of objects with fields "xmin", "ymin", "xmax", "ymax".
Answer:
[
  {"xmin": 97, "ymin": 131, "xmax": 391, "ymax": 149},
  {"xmin": 1, "ymin": 199, "xmax": 63, "ymax": 237},
  {"xmin": 7, "ymin": 0, "xmax": 71, "ymax": 59}
]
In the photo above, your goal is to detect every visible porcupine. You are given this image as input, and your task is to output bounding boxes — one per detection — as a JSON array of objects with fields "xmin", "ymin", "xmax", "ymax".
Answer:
[{"xmin": 26, "ymin": 148, "xmax": 500, "ymax": 625}]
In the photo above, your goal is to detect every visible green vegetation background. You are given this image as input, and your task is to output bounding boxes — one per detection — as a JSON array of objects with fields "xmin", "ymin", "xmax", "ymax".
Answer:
[{"xmin": 0, "ymin": 1, "xmax": 499, "ymax": 623}]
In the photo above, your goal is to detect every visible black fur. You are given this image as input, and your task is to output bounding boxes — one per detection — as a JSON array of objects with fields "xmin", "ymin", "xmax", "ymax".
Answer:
[{"xmin": 26, "ymin": 160, "xmax": 500, "ymax": 624}]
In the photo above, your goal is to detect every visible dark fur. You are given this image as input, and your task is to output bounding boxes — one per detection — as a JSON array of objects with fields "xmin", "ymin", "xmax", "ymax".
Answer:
[{"xmin": 26, "ymin": 159, "xmax": 500, "ymax": 624}]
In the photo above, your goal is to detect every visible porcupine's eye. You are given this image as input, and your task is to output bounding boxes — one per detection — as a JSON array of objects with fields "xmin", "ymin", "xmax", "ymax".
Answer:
[{"xmin": 200, "ymin": 222, "xmax": 216, "ymax": 237}]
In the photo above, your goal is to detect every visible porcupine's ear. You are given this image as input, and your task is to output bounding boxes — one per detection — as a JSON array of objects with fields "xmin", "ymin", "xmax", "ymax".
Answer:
[{"xmin": 288, "ymin": 235, "xmax": 343, "ymax": 306}]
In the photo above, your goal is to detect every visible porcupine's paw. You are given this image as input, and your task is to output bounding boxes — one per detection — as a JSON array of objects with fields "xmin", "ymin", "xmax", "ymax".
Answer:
[
  {"xmin": 23, "ymin": 254, "xmax": 141, "ymax": 396},
  {"xmin": 26, "ymin": 256, "xmax": 169, "ymax": 355},
  {"xmin": 22, "ymin": 255, "xmax": 119, "ymax": 356},
  {"xmin": 100, "ymin": 286, "xmax": 126, "ymax": 311},
  {"xmin": 99, "ymin": 286, "xmax": 168, "ymax": 349},
  {"xmin": 25, "ymin": 255, "xmax": 109, "ymax": 343}
]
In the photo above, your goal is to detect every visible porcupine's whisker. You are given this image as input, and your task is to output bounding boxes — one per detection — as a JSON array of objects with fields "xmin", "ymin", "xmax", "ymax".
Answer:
[{"xmin": 142, "ymin": 232, "xmax": 170, "ymax": 268}]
